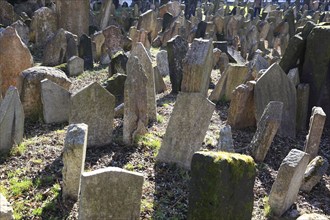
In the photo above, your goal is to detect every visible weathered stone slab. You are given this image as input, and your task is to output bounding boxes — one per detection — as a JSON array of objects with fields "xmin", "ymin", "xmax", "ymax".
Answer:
[
  {"xmin": 301, "ymin": 156, "xmax": 329, "ymax": 192},
  {"xmin": 0, "ymin": 193, "xmax": 14, "ymax": 220},
  {"xmin": 154, "ymin": 66, "xmax": 167, "ymax": 94},
  {"xmin": 188, "ymin": 151, "xmax": 256, "ymax": 220},
  {"xmin": 296, "ymin": 213, "xmax": 329, "ymax": 220},
  {"xmin": 167, "ymin": 35, "xmax": 188, "ymax": 93},
  {"xmin": 131, "ymin": 43, "xmax": 157, "ymax": 122},
  {"xmin": 56, "ymin": 0, "xmax": 89, "ymax": 37},
  {"xmin": 0, "ymin": 86, "xmax": 24, "ymax": 153},
  {"xmin": 217, "ymin": 124, "xmax": 234, "ymax": 152},
  {"xmin": 157, "ymin": 93, "xmax": 215, "ymax": 169},
  {"xmin": 296, "ymin": 84, "xmax": 310, "ymax": 131},
  {"xmin": 70, "ymin": 82, "xmax": 115, "ymax": 147},
  {"xmin": 41, "ymin": 79, "xmax": 70, "ymax": 124},
  {"xmin": 78, "ymin": 167, "xmax": 144, "ymax": 220},
  {"xmin": 62, "ymin": 123, "xmax": 88, "ymax": 201},
  {"xmin": 67, "ymin": 56, "xmax": 84, "ymax": 77},
  {"xmin": 287, "ymin": 68, "xmax": 300, "ymax": 87},
  {"xmin": 18, "ymin": 66, "xmax": 71, "ymax": 121},
  {"xmin": 0, "ymin": 27, "xmax": 33, "ymax": 97},
  {"xmin": 103, "ymin": 25, "xmax": 125, "ymax": 57},
  {"xmin": 123, "ymin": 56, "xmax": 148, "ymax": 145},
  {"xmin": 10, "ymin": 20, "xmax": 29, "ymax": 46},
  {"xmin": 254, "ymin": 63, "xmax": 296, "ymax": 138},
  {"xmin": 42, "ymin": 28, "xmax": 67, "ymax": 67},
  {"xmin": 181, "ymin": 39, "xmax": 213, "ymax": 96},
  {"xmin": 0, "ymin": 0, "xmax": 18, "ymax": 26},
  {"xmin": 156, "ymin": 50, "xmax": 170, "ymax": 77},
  {"xmin": 269, "ymin": 149, "xmax": 310, "ymax": 217},
  {"xmin": 109, "ymin": 51, "xmax": 128, "ymax": 76},
  {"xmin": 251, "ymin": 101, "xmax": 283, "ymax": 162},
  {"xmin": 228, "ymin": 81, "xmax": 256, "ymax": 129},
  {"xmin": 137, "ymin": 9, "xmax": 158, "ymax": 41},
  {"xmin": 103, "ymin": 73, "xmax": 127, "ymax": 105},
  {"xmin": 79, "ymin": 34, "xmax": 94, "ymax": 70},
  {"xmin": 304, "ymin": 107, "xmax": 326, "ymax": 161},
  {"xmin": 99, "ymin": 0, "xmax": 113, "ymax": 30}
]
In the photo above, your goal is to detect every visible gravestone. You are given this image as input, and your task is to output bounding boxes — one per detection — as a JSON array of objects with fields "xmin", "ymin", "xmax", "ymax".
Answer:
[
  {"xmin": 103, "ymin": 25, "xmax": 125, "ymax": 57},
  {"xmin": 251, "ymin": 101, "xmax": 283, "ymax": 162},
  {"xmin": 157, "ymin": 93, "xmax": 215, "ymax": 170},
  {"xmin": 287, "ymin": 68, "xmax": 300, "ymax": 87},
  {"xmin": 109, "ymin": 51, "xmax": 128, "ymax": 76},
  {"xmin": 254, "ymin": 63, "xmax": 296, "ymax": 138},
  {"xmin": 156, "ymin": 50, "xmax": 170, "ymax": 76},
  {"xmin": 0, "ymin": 193, "xmax": 14, "ymax": 220},
  {"xmin": 269, "ymin": 149, "xmax": 310, "ymax": 217},
  {"xmin": 217, "ymin": 125, "xmax": 234, "ymax": 152},
  {"xmin": 56, "ymin": 0, "xmax": 89, "ymax": 37},
  {"xmin": 181, "ymin": 39, "xmax": 213, "ymax": 96},
  {"xmin": 301, "ymin": 156, "xmax": 329, "ymax": 192},
  {"xmin": 99, "ymin": 0, "xmax": 113, "ymax": 30},
  {"xmin": 67, "ymin": 56, "xmax": 84, "ymax": 77},
  {"xmin": 123, "ymin": 56, "xmax": 148, "ymax": 145},
  {"xmin": 0, "ymin": 0, "xmax": 17, "ymax": 26},
  {"xmin": 137, "ymin": 9, "xmax": 158, "ymax": 41},
  {"xmin": 42, "ymin": 28, "xmax": 67, "ymax": 67},
  {"xmin": 296, "ymin": 84, "xmax": 310, "ymax": 131},
  {"xmin": 0, "ymin": 27, "xmax": 33, "ymax": 97},
  {"xmin": 131, "ymin": 43, "xmax": 157, "ymax": 122},
  {"xmin": 103, "ymin": 73, "xmax": 127, "ymax": 105},
  {"xmin": 188, "ymin": 151, "xmax": 256, "ymax": 220},
  {"xmin": 18, "ymin": 67, "xmax": 71, "ymax": 121},
  {"xmin": 41, "ymin": 79, "xmax": 70, "ymax": 124},
  {"xmin": 79, "ymin": 34, "xmax": 94, "ymax": 70},
  {"xmin": 154, "ymin": 66, "xmax": 167, "ymax": 94},
  {"xmin": 91, "ymin": 31, "xmax": 105, "ymax": 62},
  {"xmin": 0, "ymin": 87, "xmax": 24, "ymax": 154},
  {"xmin": 62, "ymin": 123, "xmax": 88, "ymax": 201},
  {"xmin": 227, "ymin": 81, "xmax": 256, "ymax": 129},
  {"xmin": 297, "ymin": 213, "xmax": 329, "ymax": 220},
  {"xmin": 65, "ymin": 31, "xmax": 79, "ymax": 61},
  {"xmin": 10, "ymin": 20, "xmax": 29, "ymax": 45},
  {"xmin": 304, "ymin": 107, "xmax": 326, "ymax": 161},
  {"xmin": 167, "ymin": 35, "xmax": 188, "ymax": 93},
  {"xmin": 78, "ymin": 167, "xmax": 144, "ymax": 220},
  {"xmin": 70, "ymin": 82, "xmax": 115, "ymax": 147}
]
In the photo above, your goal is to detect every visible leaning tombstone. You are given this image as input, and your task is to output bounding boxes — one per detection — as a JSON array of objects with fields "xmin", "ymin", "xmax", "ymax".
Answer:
[
  {"xmin": 41, "ymin": 79, "xmax": 71, "ymax": 124},
  {"xmin": 157, "ymin": 93, "xmax": 215, "ymax": 169},
  {"xmin": 42, "ymin": 28, "xmax": 67, "ymax": 67},
  {"xmin": 78, "ymin": 167, "xmax": 144, "ymax": 220},
  {"xmin": 251, "ymin": 101, "xmax": 283, "ymax": 162},
  {"xmin": 269, "ymin": 149, "xmax": 310, "ymax": 217},
  {"xmin": 188, "ymin": 151, "xmax": 256, "ymax": 220},
  {"xmin": 62, "ymin": 123, "xmax": 88, "ymax": 201},
  {"xmin": 70, "ymin": 82, "xmax": 115, "ymax": 147},
  {"xmin": 304, "ymin": 107, "xmax": 326, "ymax": 161}
]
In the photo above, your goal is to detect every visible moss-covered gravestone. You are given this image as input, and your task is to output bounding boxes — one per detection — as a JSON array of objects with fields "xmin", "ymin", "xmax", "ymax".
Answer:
[{"xmin": 188, "ymin": 151, "xmax": 256, "ymax": 220}]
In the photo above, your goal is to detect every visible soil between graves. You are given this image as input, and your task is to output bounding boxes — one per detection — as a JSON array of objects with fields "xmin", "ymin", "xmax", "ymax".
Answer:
[{"xmin": 0, "ymin": 66, "xmax": 329, "ymax": 220}]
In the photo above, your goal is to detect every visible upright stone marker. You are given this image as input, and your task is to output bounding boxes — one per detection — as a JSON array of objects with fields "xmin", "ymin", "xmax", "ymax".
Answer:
[
  {"xmin": 42, "ymin": 28, "xmax": 67, "ymax": 67},
  {"xmin": 156, "ymin": 50, "xmax": 170, "ymax": 76},
  {"xmin": 304, "ymin": 107, "xmax": 326, "ymax": 161},
  {"xmin": 217, "ymin": 125, "xmax": 234, "ymax": 152},
  {"xmin": 269, "ymin": 149, "xmax": 310, "ymax": 216},
  {"xmin": 79, "ymin": 34, "xmax": 94, "ymax": 70},
  {"xmin": 62, "ymin": 123, "xmax": 88, "ymax": 201},
  {"xmin": 41, "ymin": 79, "xmax": 70, "ymax": 124},
  {"xmin": 251, "ymin": 101, "xmax": 283, "ymax": 162},
  {"xmin": 70, "ymin": 82, "xmax": 115, "ymax": 147},
  {"xmin": 157, "ymin": 93, "xmax": 215, "ymax": 169},
  {"xmin": 188, "ymin": 151, "xmax": 256, "ymax": 220},
  {"xmin": 78, "ymin": 167, "xmax": 144, "ymax": 220},
  {"xmin": 254, "ymin": 63, "xmax": 296, "ymax": 138},
  {"xmin": 296, "ymin": 84, "xmax": 310, "ymax": 131},
  {"xmin": 123, "ymin": 56, "xmax": 148, "ymax": 145},
  {"xmin": 181, "ymin": 39, "xmax": 213, "ymax": 96}
]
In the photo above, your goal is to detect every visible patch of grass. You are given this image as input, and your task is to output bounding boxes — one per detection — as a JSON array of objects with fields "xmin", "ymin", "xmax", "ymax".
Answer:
[
  {"xmin": 263, "ymin": 196, "xmax": 273, "ymax": 218},
  {"xmin": 0, "ymin": 184, "xmax": 8, "ymax": 197},
  {"xmin": 34, "ymin": 175, "xmax": 54, "ymax": 187},
  {"xmin": 13, "ymin": 201, "xmax": 27, "ymax": 220},
  {"xmin": 31, "ymin": 158, "xmax": 43, "ymax": 164},
  {"xmin": 156, "ymin": 115, "xmax": 165, "ymax": 124},
  {"xmin": 124, "ymin": 163, "xmax": 134, "ymax": 171},
  {"xmin": 135, "ymin": 133, "xmax": 161, "ymax": 151},
  {"xmin": 10, "ymin": 177, "xmax": 33, "ymax": 196},
  {"xmin": 32, "ymin": 207, "xmax": 43, "ymax": 216},
  {"xmin": 10, "ymin": 142, "xmax": 27, "ymax": 156},
  {"xmin": 141, "ymin": 199, "xmax": 154, "ymax": 212}
]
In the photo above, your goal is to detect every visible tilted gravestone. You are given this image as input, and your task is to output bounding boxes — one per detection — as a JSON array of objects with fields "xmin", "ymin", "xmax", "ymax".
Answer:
[
  {"xmin": 269, "ymin": 149, "xmax": 310, "ymax": 217},
  {"xmin": 254, "ymin": 63, "xmax": 296, "ymax": 138},
  {"xmin": 157, "ymin": 93, "xmax": 215, "ymax": 170},
  {"xmin": 70, "ymin": 82, "xmax": 115, "ymax": 147},
  {"xmin": 41, "ymin": 79, "xmax": 70, "ymax": 124},
  {"xmin": 78, "ymin": 167, "xmax": 144, "ymax": 220},
  {"xmin": 62, "ymin": 123, "xmax": 88, "ymax": 201},
  {"xmin": 251, "ymin": 101, "xmax": 283, "ymax": 162},
  {"xmin": 79, "ymin": 34, "xmax": 94, "ymax": 70},
  {"xmin": 188, "ymin": 151, "xmax": 256, "ymax": 220},
  {"xmin": 42, "ymin": 28, "xmax": 67, "ymax": 67},
  {"xmin": 123, "ymin": 56, "xmax": 148, "ymax": 145},
  {"xmin": 0, "ymin": 86, "xmax": 24, "ymax": 153},
  {"xmin": 181, "ymin": 39, "xmax": 214, "ymax": 96}
]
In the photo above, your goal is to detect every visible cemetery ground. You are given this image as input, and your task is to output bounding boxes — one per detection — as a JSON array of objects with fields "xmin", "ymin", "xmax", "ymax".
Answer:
[{"xmin": 0, "ymin": 62, "xmax": 329, "ymax": 220}]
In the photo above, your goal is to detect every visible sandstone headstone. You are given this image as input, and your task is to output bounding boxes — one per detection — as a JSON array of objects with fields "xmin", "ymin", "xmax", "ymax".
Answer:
[
  {"xmin": 79, "ymin": 34, "xmax": 94, "ymax": 70},
  {"xmin": 157, "ymin": 93, "xmax": 215, "ymax": 169},
  {"xmin": 0, "ymin": 86, "xmax": 24, "ymax": 153},
  {"xmin": 123, "ymin": 56, "xmax": 148, "ymax": 144},
  {"xmin": 254, "ymin": 63, "xmax": 296, "ymax": 138},
  {"xmin": 41, "ymin": 79, "xmax": 70, "ymax": 124},
  {"xmin": 109, "ymin": 51, "xmax": 128, "ymax": 76},
  {"xmin": 42, "ymin": 28, "xmax": 67, "ymax": 66},
  {"xmin": 181, "ymin": 39, "xmax": 213, "ymax": 96},
  {"xmin": 103, "ymin": 25, "xmax": 125, "ymax": 57},
  {"xmin": 217, "ymin": 124, "xmax": 234, "ymax": 152},
  {"xmin": 0, "ymin": 193, "xmax": 14, "ymax": 220},
  {"xmin": 0, "ymin": 27, "xmax": 33, "ymax": 97},
  {"xmin": 251, "ymin": 101, "xmax": 283, "ymax": 162},
  {"xmin": 228, "ymin": 81, "xmax": 256, "ymax": 129},
  {"xmin": 67, "ymin": 56, "xmax": 84, "ymax": 77},
  {"xmin": 65, "ymin": 31, "xmax": 79, "ymax": 61},
  {"xmin": 300, "ymin": 156, "xmax": 329, "ymax": 192},
  {"xmin": 17, "ymin": 66, "xmax": 71, "ymax": 120},
  {"xmin": 56, "ymin": 0, "xmax": 89, "ymax": 37},
  {"xmin": 91, "ymin": 31, "xmax": 105, "ymax": 62},
  {"xmin": 269, "ymin": 149, "xmax": 310, "ymax": 217},
  {"xmin": 103, "ymin": 73, "xmax": 126, "ymax": 105},
  {"xmin": 10, "ymin": 20, "xmax": 29, "ymax": 45},
  {"xmin": 188, "ymin": 151, "xmax": 256, "ymax": 220},
  {"xmin": 0, "ymin": 0, "xmax": 17, "ymax": 26},
  {"xmin": 137, "ymin": 9, "xmax": 158, "ymax": 41},
  {"xmin": 156, "ymin": 50, "xmax": 170, "ymax": 77},
  {"xmin": 99, "ymin": 0, "xmax": 113, "ymax": 30},
  {"xmin": 167, "ymin": 35, "xmax": 188, "ymax": 93},
  {"xmin": 62, "ymin": 123, "xmax": 88, "ymax": 201},
  {"xmin": 304, "ymin": 107, "xmax": 326, "ymax": 161},
  {"xmin": 78, "ymin": 167, "xmax": 144, "ymax": 220},
  {"xmin": 296, "ymin": 84, "xmax": 310, "ymax": 131},
  {"xmin": 70, "ymin": 82, "xmax": 115, "ymax": 147},
  {"xmin": 154, "ymin": 66, "xmax": 167, "ymax": 94}
]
